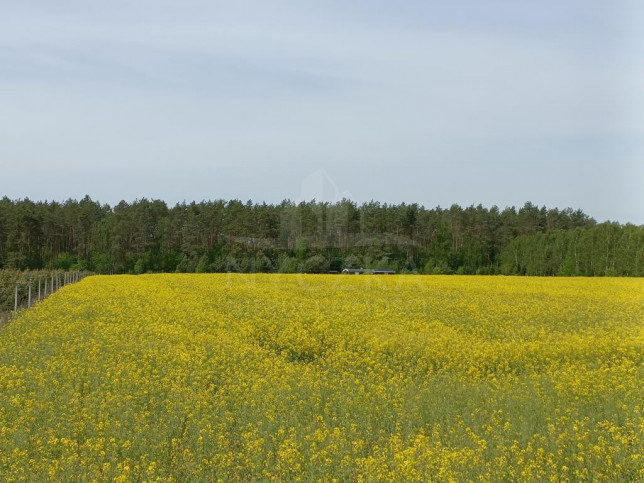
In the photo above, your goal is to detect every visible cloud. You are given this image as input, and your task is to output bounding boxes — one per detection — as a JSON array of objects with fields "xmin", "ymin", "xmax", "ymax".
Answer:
[{"xmin": 0, "ymin": 1, "xmax": 642, "ymax": 224}]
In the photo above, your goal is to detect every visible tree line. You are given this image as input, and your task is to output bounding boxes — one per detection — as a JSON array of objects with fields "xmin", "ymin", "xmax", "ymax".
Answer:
[{"xmin": 0, "ymin": 196, "xmax": 641, "ymax": 276}]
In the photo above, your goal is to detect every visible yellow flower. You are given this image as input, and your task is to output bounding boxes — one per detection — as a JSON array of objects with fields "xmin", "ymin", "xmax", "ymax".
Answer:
[{"xmin": 0, "ymin": 274, "xmax": 642, "ymax": 481}]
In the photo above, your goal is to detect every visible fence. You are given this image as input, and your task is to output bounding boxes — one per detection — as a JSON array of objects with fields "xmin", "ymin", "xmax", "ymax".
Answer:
[{"xmin": 0, "ymin": 270, "xmax": 91, "ymax": 325}]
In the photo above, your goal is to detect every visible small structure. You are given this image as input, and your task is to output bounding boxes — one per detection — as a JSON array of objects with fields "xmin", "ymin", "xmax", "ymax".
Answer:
[
  {"xmin": 372, "ymin": 268, "xmax": 396, "ymax": 275},
  {"xmin": 342, "ymin": 268, "xmax": 364, "ymax": 274}
]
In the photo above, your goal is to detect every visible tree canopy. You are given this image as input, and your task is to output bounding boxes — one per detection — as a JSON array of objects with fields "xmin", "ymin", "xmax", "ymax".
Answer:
[{"xmin": 0, "ymin": 196, "xmax": 641, "ymax": 276}]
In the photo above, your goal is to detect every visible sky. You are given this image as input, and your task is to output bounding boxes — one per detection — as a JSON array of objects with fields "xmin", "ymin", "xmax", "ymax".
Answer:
[{"xmin": 1, "ymin": 1, "xmax": 643, "ymax": 224}]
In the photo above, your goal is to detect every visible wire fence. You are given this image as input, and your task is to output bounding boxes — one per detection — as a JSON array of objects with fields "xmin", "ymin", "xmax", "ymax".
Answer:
[{"xmin": 0, "ymin": 270, "xmax": 91, "ymax": 326}]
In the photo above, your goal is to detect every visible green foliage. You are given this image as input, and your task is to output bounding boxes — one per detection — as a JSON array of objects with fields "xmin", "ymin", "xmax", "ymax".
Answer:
[
  {"xmin": 497, "ymin": 224, "xmax": 644, "ymax": 276},
  {"xmin": 4, "ymin": 252, "xmax": 27, "ymax": 270},
  {"xmin": 343, "ymin": 255, "xmax": 361, "ymax": 269},
  {"xmin": 195, "ymin": 255, "xmax": 209, "ymax": 273},
  {"xmin": 55, "ymin": 253, "xmax": 75, "ymax": 271},
  {"xmin": 295, "ymin": 237, "xmax": 309, "ymax": 260},
  {"xmin": 254, "ymin": 252, "xmax": 274, "ymax": 273},
  {"xmin": 174, "ymin": 255, "xmax": 191, "ymax": 273},
  {"xmin": 133, "ymin": 258, "xmax": 146, "ymax": 275},
  {"xmin": 278, "ymin": 256, "xmax": 299, "ymax": 274},
  {"xmin": 0, "ymin": 196, "xmax": 640, "ymax": 276},
  {"xmin": 302, "ymin": 255, "xmax": 328, "ymax": 274}
]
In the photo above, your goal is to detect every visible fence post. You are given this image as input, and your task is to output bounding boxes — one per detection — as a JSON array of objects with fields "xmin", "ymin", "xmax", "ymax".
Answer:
[
  {"xmin": 14, "ymin": 285, "xmax": 18, "ymax": 311},
  {"xmin": 28, "ymin": 283, "xmax": 32, "ymax": 308},
  {"xmin": 38, "ymin": 277, "xmax": 42, "ymax": 301}
]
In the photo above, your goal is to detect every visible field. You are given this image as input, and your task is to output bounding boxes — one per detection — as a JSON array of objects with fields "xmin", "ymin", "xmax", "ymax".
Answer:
[
  {"xmin": 0, "ymin": 270, "xmax": 87, "ymax": 323},
  {"xmin": 1, "ymin": 274, "xmax": 643, "ymax": 482}
]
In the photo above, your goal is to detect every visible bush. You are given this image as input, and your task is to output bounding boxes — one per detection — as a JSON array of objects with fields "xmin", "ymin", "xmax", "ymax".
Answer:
[
  {"xmin": 254, "ymin": 253, "xmax": 274, "ymax": 273},
  {"xmin": 278, "ymin": 256, "xmax": 299, "ymax": 274},
  {"xmin": 343, "ymin": 255, "xmax": 361, "ymax": 269},
  {"xmin": 302, "ymin": 255, "xmax": 328, "ymax": 274},
  {"xmin": 195, "ymin": 255, "xmax": 209, "ymax": 273}
]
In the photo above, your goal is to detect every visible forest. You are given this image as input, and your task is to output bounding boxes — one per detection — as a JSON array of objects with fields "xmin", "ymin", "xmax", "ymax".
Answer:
[{"xmin": 0, "ymin": 196, "xmax": 642, "ymax": 276}]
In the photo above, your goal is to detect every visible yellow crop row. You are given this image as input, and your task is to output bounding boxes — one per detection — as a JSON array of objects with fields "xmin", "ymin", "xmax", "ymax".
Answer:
[{"xmin": 1, "ymin": 274, "xmax": 643, "ymax": 481}]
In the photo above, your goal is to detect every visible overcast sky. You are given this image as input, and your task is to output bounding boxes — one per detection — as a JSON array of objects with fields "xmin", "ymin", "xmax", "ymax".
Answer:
[{"xmin": 1, "ymin": 1, "xmax": 643, "ymax": 223}]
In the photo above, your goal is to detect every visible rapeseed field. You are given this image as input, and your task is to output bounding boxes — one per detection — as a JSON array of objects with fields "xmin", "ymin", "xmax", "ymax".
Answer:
[{"xmin": 0, "ymin": 274, "xmax": 643, "ymax": 481}]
